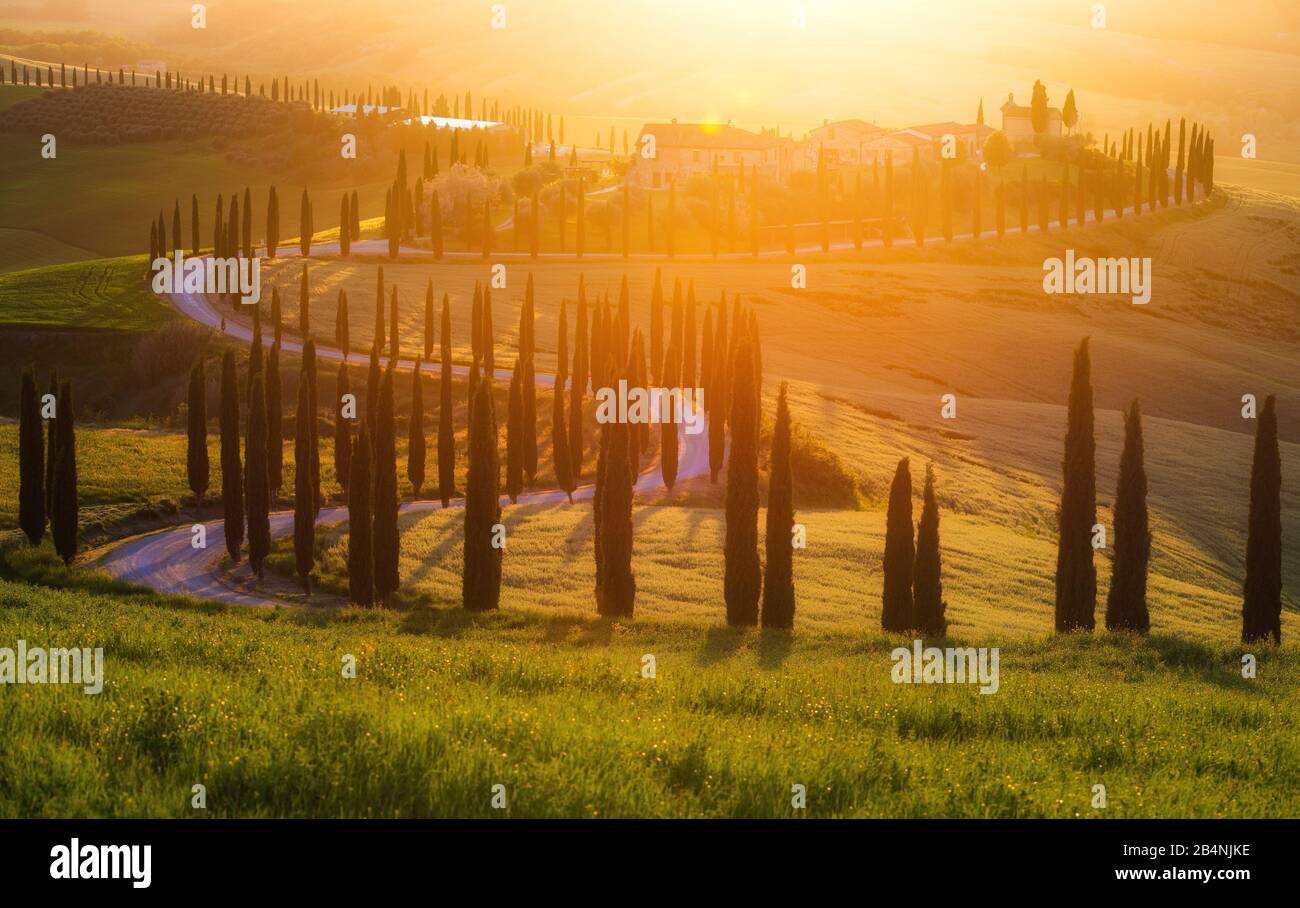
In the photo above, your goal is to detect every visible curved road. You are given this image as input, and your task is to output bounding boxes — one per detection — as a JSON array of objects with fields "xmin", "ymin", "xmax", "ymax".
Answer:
[{"xmin": 98, "ymin": 251, "xmax": 712, "ymax": 606}]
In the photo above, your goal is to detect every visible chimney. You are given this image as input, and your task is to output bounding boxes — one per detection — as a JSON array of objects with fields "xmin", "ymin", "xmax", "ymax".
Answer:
[{"xmin": 1007, "ymin": 93, "xmax": 1014, "ymax": 104}]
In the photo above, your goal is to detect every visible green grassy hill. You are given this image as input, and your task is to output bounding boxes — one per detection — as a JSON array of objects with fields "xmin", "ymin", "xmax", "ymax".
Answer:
[{"xmin": 0, "ymin": 554, "xmax": 1294, "ymax": 819}]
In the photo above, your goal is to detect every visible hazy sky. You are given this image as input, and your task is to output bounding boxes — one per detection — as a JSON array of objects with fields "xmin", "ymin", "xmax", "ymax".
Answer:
[{"xmin": 6, "ymin": 0, "xmax": 1298, "ymax": 156}]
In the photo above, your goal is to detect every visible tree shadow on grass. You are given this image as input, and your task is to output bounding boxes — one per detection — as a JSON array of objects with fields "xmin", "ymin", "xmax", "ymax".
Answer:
[
  {"xmin": 697, "ymin": 624, "xmax": 747, "ymax": 666},
  {"xmin": 757, "ymin": 628, "xmax": 794, "ymax": 669},
  {"xmin": 539, "ymin": 612, "xmax": 617, "ymax": 647},
  {"xmin": 396, "ymin": 605, "xmax": 492, "ymax": 639}
]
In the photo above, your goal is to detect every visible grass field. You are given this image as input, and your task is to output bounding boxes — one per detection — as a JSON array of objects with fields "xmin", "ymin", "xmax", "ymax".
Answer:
[
  {"xmin": 0, "ymin": 255, "xmax": 175, "ymax": 328},
  {"xmin": 0, "ymin": 549, "xmax": 1295, "ymax": 819}
]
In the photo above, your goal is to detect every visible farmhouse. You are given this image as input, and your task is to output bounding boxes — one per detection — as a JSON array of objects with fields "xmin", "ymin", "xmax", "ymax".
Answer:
[
  {"xmin": 808, "ymin": 118, "xmax": 886, "ymax": 166},
  {"xmin": 628, "ymin": 121, "xmax": 795, "ymax": 189},
  {"xmin": 1000, "ymin": 93, "xmax": 1063, "ymax": 142}
]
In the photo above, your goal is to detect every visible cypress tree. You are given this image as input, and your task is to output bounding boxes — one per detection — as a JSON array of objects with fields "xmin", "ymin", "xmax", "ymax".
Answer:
[
  {"xmin": 522, "ymin": 276, "xmax": 538, "ymax": 481},
  {"xmin": 701, "ymin": 306, "xmax": 714, "ymax": 414},
  {"xmin": 1242, "ymin": 395, "xmax": 1282, "ymax": 644},
  {"xmin": 45, "ymin": 371, "xmax": 57, "ymax": 520},
  {"xmin": 482, "ymin": 286, "xmax": 495, "ymax": 379},
  {"xmin": 650, "ymin": 268, "xmax": 664, "ymax": 384},
  {"xmin": 761, "ymin": 382, "xmax": 795, "ymax": 629},
  {"xmin": 172, "ymin": 199, "xmax": 182, "ymax": 258},
  {"xmin": 219, "ymin": 350, "xmax": 244, "ymax": 562},
  {"xmin": 389, "ymin": 286, "xmax": 399, "ymax": 363},
  {"xmin": 299, "ymin": 264, "xmax": 310, "ymax": 339},
  {"xmin": 598, "ymin": 421, "xmax": 636, "ymax": 617},
  {"xmin": 724, "ymin": 340, "xmax": 760, "ymax": 626},
  {"xmin": 339, "ymin": 193, "xmax": 351, "ymax": 256},
  {"xmin": 553, "ymin": 302, "xmax": 575, "ymax": 502},
  {"xmin": 709, "ymin": 301, "xmax": 728, "ymax": 482},
  {"xmin": 423, "ymin": 278, "xmax": 435, "ymax": 361},
  {"xmin": 246, "ymin": 372, "xmax": 271, "ymax": 577},
  {"xmin": 335, "ymin": 362, "xmax": 352, "ymax": 494},
  {"xmin": 1020, "ymin": 166, "xmax": 1029, "ymax": 235},
  {"xmin": 431, "ymin": 190, "xmax": 444, "ymax": 258},
  {"xmin": 374, "ymin": 266, "xmax": 386, "ymax": 357},
  {"xmin": 271, "ymin": 286, "xmax": 282, "ymax": 347},
  {"xmin": 213, "ymin": 195, "xmax": 224, "ymax": 258},
  {"xmin": 438, "ymin": 295, "xmax": 455, "ymax": 507},
  {"xmin": 293, "ymin": 376, "xmax": 314, "ymax": 594},
  {"xmin": 50, "ymin": 382, "xmax": 77, "ymax": 567},
  {"xmin": 881, "ymin": 457, "xmax": 915, "ymax": 632},
  {"xmin": 408, "ymin": 360, "xmax": 426, "ymax": 498},
  {"xmin": 373, "ymin": 367, "xmax": 400, "ymax": 606},
  {"xmin": 463, "ymin": 381, "xmax": 502, "ymax": 610},
  {"xmin": 266, "ymin": 186, "xmax": 279, "ymax": 258},
  {"xmin": 267, "ymin": 344, "xmax": 283, "ymax": 501},
  {"xmin": 186, "ymin": 361, "xmax": 209, "ymax": 508},
  {"xmin": 299, "ymin": 188, "xmax": 313, "ymax": 257},
  {"xmin": 366, "ymin": 345, "xmax": 380, "ymax": 437},
  {"xmin": 1055, "ymin": 337, "xmax": 1098, "ymax": 632},
  {"xmin": 336, "ymin": 289, "xmax": 350, "ymax": 359},
  {"xmin": 631, "ymin": 330, "xmax": 650, "ymax": 463},
  {"xmin": 1105, "ymin": 400, "xmax": 1151, "ymax": 633},
  {"xmin": 506, "ymin": 361, "xmax": 523, "ymax": 503},
  {"xmin": 242, "ymin": 187, "xmax": 253, "ymax": 258},
  {"xmin": 683, "ymin": 282, "xmax": 697, "ymax": 390},
  {"xmin": 569, "ymin": 290, "xmax": 588, "ymax": 477},
  {"xmin": 661, "ymin": 341, "xmax": 680, "ymax": 490},
  {"xmin": 304, "ymin": 340, "xmax": 321, "ymax": 515},
  {"xmin": 913, "ymin": 462, "xmax": 946, "ymax": 636},
  {"xmin": 18, "ymin": 368, "xmax": 45, "ymax": 545},
  {"xmin": 347, "ymin": 422, "xmax": 374, "ymax": 605}
]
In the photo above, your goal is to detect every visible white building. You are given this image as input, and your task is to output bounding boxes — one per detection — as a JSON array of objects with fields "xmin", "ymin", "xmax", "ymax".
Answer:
[
  {"xmin": 628, "ymin": 121, "xmax": 795, "ymax": 189},
  {"xmin": 1000, "ymin": 94, "xmax": 1063, "ymax": 143}
]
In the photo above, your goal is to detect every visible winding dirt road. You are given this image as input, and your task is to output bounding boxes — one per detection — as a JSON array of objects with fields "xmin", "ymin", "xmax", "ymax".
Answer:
[{"xmin": 98, "ymin": 249, "xmax": 713, "ymax": 606}]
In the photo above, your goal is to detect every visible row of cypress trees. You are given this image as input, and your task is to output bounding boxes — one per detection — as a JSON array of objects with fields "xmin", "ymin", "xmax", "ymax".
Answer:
[
  {"xmin": 147, "ymin": 184, "xmax": 363, "ymax": 266},
  {"xmin": 16, "ymin": 369, "xmax": 78, "ymax": 565},
  {"xmin": 1051, "ymin": 337, "xmax": 1281, "ymax": 642},
  {"xmin": 880, "ymin": 459, "xmax": 948, "ymax": 636}
]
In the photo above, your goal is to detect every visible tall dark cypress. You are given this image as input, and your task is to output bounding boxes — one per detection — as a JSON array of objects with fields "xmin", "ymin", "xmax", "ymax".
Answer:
[
  {"xmin": 1105, "ymin": 400, "xmax": 1151, "ymax": 633},
  {"xmin": 701, "ymin": 307, "xmax": 714, "ymax": 413},
  {"xmin": 408, "ymin": 360, "xmax": 426, "ymax": 498},
  {"xmin": 881, "ymin": 457, "xmax": 915, "ymax": 632},
  {"xmin": 304, "ymin": 340, "xmax": 321, "ymax": 515},
  {"xmin": 506, "ymin": 361, "xmax": 523, "ymax": 503},
  {"xmin": 336, "ymin": 289, "xmax": 350, "ymax": 359},
  {"xmin": 299, "ymin": 188, "xmax": 313, "ymax": 257},
  {"xmin": 553, "ymin": 301, "xmax": 575, "ymax": 502},
  {"xmin": 522, "ymin": 280, "xmax": 538, "ymax": 481},
  {"xmin": 683, "ymin": 283, "xmax": 697, "ymax": 390},
  {"xmin": 187, "ymin": 361, "xmax": 209, "ymax": 508},
  {"xmin": 913, "ymin": 462, "xmax": 946, "ymax": 636},
  {"xmin": 1055, "ymin": 337, "xmax": 1098, "ymax": 631},
  {"xmin": 245, "ymin": 372, "xmax": 271, "ymax": 577},
  {"xmin": 593, "ymin": 421, "xmax": 610, "ymax": 606},
  {"xmin": 438, "ymin": 296, "xmax": 455, "ymax": 507},
  {"xmin": 598, "ymin": 421, "xmax": 636, "ymax": 617},
  {"xmin": 348, "ymin": 422, "xmax": 375, "ymax": 605},
  {"xmin": 366, "ymin": 345, "xmax": 380, "ymax": 438},
  {"xmin": 1242, "ymin": 395, "xmax": 1282, "ymax": 644},
  {"xmin": 18, "ymin": 368, "xmax": 45, "ymax": 545},
  {"xmin": 339, "ymin": 193, "xmax": 351, "ymax": 257},
  {"xmin": 219, "ymin": 350, "xmax": 244, "ymax": 562},
  {"xmin": 49, "ymin": 382, "xmax": 77, "ymax": 567},
  {"xmin": 271, "ymin": 286, "xmax": 282, "ymax": 348},
  {"xmin": 709, "ymin": 301, "xmax": 728, "ymax": 482},
  {"xmin": 661, "ymin": 342, "xmax": 680, "ymax": 490},
  {"xmin": 335, "ymin": 362, "xmax": 353, "ymax": 494},
  {"xmin": 299, "ymin": 264, "xmax": 310, "ymax": 339},
  {"xmin": 650, "ymin": 268, "xmax": 664, "ymax": 384},
  {"xmin": 569, "ymin": 291, "xmax": 588, "ymax": 477},
  {"xmin": 267, "ymin": 344, "xmax": 283, "ymax": 501},
  {"xmin": 761, "ymin": 382, "xmax": 795, "ymax": 629},
  {"xmin": 373, "ymin": 367, "xmax": 400, "ymax": 606},
  {"xmin": 724, "ymin": 340, "xmax": 760, "ymax": 626},
  {"xmin": 423, "ymin": 279, "xmax": 435, "ymax": 361},
  {"xmin": 44, "ymin": 370, "xmax": 57, "ymax": 519},
  {"xmin": 293, "ymin": 376, "xmax": 314, "ymax": 593},
  {"xmin": 375, "ymin": 266, "xmax": 386, "ymax": 358},
  {"xmin": 389, "ymin": 286, "xmax": 399, "ymax": 363},
  {"xmin": 463, "ymin": 381, "xmax": 502, "ymax": 611}
]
